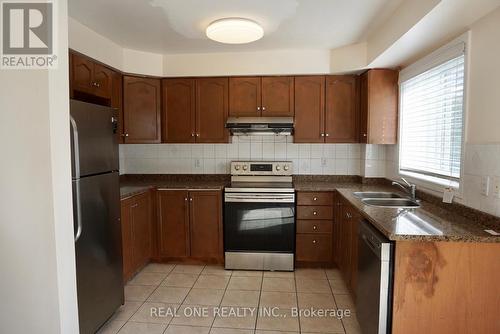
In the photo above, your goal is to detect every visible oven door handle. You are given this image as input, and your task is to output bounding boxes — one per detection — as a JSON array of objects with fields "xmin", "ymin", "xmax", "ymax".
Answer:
[{"xmin": 225, "ymin": 193, "xmax": 295, "ymax": 203}]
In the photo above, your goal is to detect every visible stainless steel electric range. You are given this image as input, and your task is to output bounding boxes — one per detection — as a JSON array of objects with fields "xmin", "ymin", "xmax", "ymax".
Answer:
[{"xmin": 224, "ymin": 161, "xmax": 295, "ymax": 271}]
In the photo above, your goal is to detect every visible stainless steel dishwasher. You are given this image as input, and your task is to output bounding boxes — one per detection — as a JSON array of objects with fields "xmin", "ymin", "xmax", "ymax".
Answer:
[{"xmin": 356, "ymin": 220, "xmax": 394, "ymax": 334}]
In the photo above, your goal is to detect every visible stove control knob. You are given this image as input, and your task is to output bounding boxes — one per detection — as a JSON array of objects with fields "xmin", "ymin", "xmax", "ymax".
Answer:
[
  {"xmin": 242, "ymin": 165, "xmax": 248, "ymax": 171},
  {"xmin": 284, "ymin": 165, "xmax": 289, "ymax": 171},
  {"xmin": 235, "ymin": 165, "xmax": 240, "ymax": 171},
  {"xmin": 276, "ymin": 165, "xmax": 281, "ymax": 171}
]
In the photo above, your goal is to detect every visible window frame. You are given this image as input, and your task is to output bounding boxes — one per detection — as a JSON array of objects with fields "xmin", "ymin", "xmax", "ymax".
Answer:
[{"xmin": 397, "ymin": 33, "xmax": 469, "ymax": 196}]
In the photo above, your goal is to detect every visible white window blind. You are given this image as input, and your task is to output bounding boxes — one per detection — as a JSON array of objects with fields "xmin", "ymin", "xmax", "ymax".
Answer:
[{"xmin": 399, "ymin": 52, "xmax": 465, "ymax": 183}]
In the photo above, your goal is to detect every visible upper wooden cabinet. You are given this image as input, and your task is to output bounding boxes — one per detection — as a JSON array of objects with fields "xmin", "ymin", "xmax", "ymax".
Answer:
[
  {"xmin": 71, "ymin": 53, "xmax": 113, "ymax": 101},
  {"xmin": 359, "ymin": 69, "xmax": 398, "ymax": 144},
  {"xmin": 229, "ymin": 76, "xmax": 294, "ymax": 117},
  {"xmin": 325, "ymin": 75, "xmax": 358, "ymax": 143},
  {"xmin": 123, "ymin": 76, "xmax": 162, "ymax": 144},
  {"xmin": 196, "ymin": 77, "xmax": 229, "ymax": 143},
  {"xmin": 294, "ymin": 76, "xmax": 325, "ymax": 143},
  {"xmin": 162, "ymin": 78, "xmax": 196, "ymax": 143}
]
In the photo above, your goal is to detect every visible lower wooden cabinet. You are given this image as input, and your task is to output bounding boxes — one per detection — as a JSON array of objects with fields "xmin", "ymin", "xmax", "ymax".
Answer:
[
  {"xmin": 121, "ymin": 190, "xmax": 152, "ymax": 281},
  {"xmin": 296, "ymin": 234, "xmax": 332, "ymax": 262},
  {"xmin": 157, "ymin": 189, "xmax": 223, "ymax": 262}
]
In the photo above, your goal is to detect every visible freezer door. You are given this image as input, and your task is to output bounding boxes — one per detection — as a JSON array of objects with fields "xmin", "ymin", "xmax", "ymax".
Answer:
[
  {"xmin": 70, "ymin": 99, "xmax": 118, "ymax": 178},
  {"xmin": 73, "ymin": 172, "xmax": 123, "ymax": 334}
]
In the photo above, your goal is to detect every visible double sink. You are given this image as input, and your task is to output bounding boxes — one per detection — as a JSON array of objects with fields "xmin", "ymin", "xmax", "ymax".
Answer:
[{"xmin": 353, "ymin": 191, "xmax": 420, "ymax": 208}]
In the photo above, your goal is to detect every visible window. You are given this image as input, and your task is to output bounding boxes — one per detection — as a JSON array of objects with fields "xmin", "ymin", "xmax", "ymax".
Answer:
[{"xmin": 399, "ymin": 40, "xmax": 466, "ymax": 187}]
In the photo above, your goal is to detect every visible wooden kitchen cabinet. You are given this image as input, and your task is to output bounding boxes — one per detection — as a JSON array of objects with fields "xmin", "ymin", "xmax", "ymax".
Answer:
[
  {"xmin": 162, "ymin": 78, "xmax": 196, "ymax": 143},
  {"xmin": 157, "ymin": 189, "xmax": 223, "ymax": 262},
  {"xmin": 195, "ymin": 77, "xmax": 229, "ymax": 143},
  {"xmin": 359, "ymin": 69, "xmax": 398, "ymax": 144},
  {"xmin": 229, "ymin": 76, "xmax": 294, "ymax": 117},
  {"xmin": 294, "ymin": 76, "xmax": 325, "ymax": 143},
  {"xmin": 123, "ymin": 76, "xmax": 162, "ymax": 143},
  {"xmin": 325, "ymin": 75, "xmax": 358, "ymax": 143},
  {"xmin": 121, "ymin": 190, "xmax": 153, "ymax": 281},
  {"xmin": 71, "ymin": 52, "xmax": 114, "ymax": 102}
]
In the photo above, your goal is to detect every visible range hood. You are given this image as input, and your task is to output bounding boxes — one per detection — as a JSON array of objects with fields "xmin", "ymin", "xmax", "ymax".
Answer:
[{"xmin": 226, "ymin": 117, "xmax": 294, "ymax": 136}]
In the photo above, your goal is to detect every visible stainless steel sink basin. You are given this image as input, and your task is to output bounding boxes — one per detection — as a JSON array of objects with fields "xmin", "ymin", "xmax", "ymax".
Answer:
[
  {"xmin": 353, "ymin": 191, "xmax": 403, "ymax": 199},
  {"xmin": 361, "ymin": 198, "xmax": 420, "ymax": 208}
]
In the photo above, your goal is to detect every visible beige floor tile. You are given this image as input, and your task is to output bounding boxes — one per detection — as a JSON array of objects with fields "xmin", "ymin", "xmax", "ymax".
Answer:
[
  {"xmin": 227, "ymin": 276, "xmax": 262, "ymax": 291},
  {"xmin": 184, "ymin": 288, "xmax": 225, "ymax": 306},
  {"xmin": 259, "ymin": 292, "xmax": 297, "ymax": 308},
  {"xmin": 232, "ymin": 270, "xmax": 264, "ymax": 277},
  {"xmin": 162, "ymin": 273, "xmax": 199, "ymax": 288},
  {"xmin": 128, "ymin": 272, "xmax": 167, "ymax": 286},
  {"xmin": 299, "ymin": 312, "xmax": 345, "ymax": 333},
  {"xmin": 142, "ymin": 263, "xmax": 176, "ymax": 274},
  {"xmin": 172, "ymin": 264, "xmax": 205, "ymax": 274},
  {"xmin": 261, "ymin": 277, "xmax": 295, "ymax": 292},
  {"xmin": 296, "ymin": 278, "xmax": 331, "ymax": 293},
  {"xmin": 170, "ymin": 305, "xmax": 216, "ymax": 327},
  {"xmin": 129, "ymin": 302, "xmax": 178, "ymax": 324},
  {"xmin": 297, "ymin": 293, "xmax": 336, "ymax": 308},
  {"xmin": 97, "ymin": 320, "xmax": 125, "ymax": 334},
  {"xmin": 221, "ymin": 290, "xmax": 260, "ymax": 307},
  {"xmin": 329, "ymin": 279, "xmax": 349, "ymax": 294},
  {"xmin": 194, "ymin": 275, "xmax": 230, "ymax": 290},
  {"xmin": 294, "ymin": 268, "xmax": 327, "ymax": 280},
  {"xmin": 110, "ymin": 301, "xmax": 142, "ymax": 321},
  {"xmin": 165, "ymin": 325, "xmax": 210, "ymax": 334},
  {"xmin": 148, "ymin": 287, "xmax": 190, "ymax": 303},
  {"xmin": 256, "ymin": 308, "xmax": 299, "ymax": 332},
  {"xmin": 212, "ymin": 309, "xmax": 257, "ymax": 329},
  {"xmin": 202, "ymin": 266, "xmax": 232, "ymax": 276},
  {"xmin": 210, "ymin": 328, "xmax": 254, "ymax": 334},
  {"xmin": 255, "ymin": 331, "xmax": 298, "ymax": 334},
  {"xmin": 117, "ymin": 321, "xmax": 167, "ymax": 334},
  {"xmin": 342, "ymin": 314, "xmax": 362, "ymax": 334},
  {"xmin": 334, "ymin": 293, "xmax": 355, "ymax": 310},
  {"xmin": 325, "ymin": 268, "xmax": 343, "ymax": 280},
  {"xmin": 263, "ymin": 271, "xmax": 294, "ymax": 279},
  {"xmin": 124, "ymin": 285, "xmax": 156, "ymax": 301}
]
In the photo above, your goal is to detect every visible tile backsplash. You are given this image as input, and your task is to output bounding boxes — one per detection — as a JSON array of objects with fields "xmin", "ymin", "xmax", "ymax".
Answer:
[{"xmin": 119, "ymin": 136, "xmax": 369, "ymax": 176}]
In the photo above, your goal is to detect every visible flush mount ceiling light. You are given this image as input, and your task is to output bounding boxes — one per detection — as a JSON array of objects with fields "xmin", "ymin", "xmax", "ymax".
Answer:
[{"xmin": 206, "ymin": 18, "xmax": 264, "ymax": 44}]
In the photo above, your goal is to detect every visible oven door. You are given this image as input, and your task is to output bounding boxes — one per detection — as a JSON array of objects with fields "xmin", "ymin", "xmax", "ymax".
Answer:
[{"xmin": 224, "ymin": 192, "xmax": 295, "ymax": 253}]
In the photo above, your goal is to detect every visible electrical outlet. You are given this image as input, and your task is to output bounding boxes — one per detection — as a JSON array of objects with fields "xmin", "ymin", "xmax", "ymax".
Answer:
[
  {"xmin": 321, "ymin": 157, "xmax": 327, "ymax": 167},
  {"xmin": 492, "ymin": 176, "xmax": 500, "ymax": 198},
  {"xmin": 481, "ymin": 176, "xmax": 490, "ymax": 196},
  {"xmin": 194, "ymin": 159, "xmax": 201, "ymax": 168}
]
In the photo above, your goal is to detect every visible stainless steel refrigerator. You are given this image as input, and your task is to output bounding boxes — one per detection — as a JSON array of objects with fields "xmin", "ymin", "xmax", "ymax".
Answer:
[{"xmin": 70, "ymin": 99, "xmax": 123, "ymax": 334}]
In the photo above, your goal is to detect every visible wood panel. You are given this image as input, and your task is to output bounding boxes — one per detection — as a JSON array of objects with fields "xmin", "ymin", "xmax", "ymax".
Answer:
[
  {"xmin": 325, "ymin": 75, "xmax": 358, "ymax": 143},
  {"xmin": 261, "ymin": 76, "xmax": 294, "ymax": 116},
  {"xmin": 195, "ymin": 77, "xmax": 229, "ymax": 143},
  {"xmin": 296, "ymin": 234, "xmax": 332, "ymax": 262},
  {"xmin": 157, "ymin": 190, "xmax": 190, "ymax": 258},
  {"xmin": 229, "ymin": 77, "xmax": 261, "ymax": 117},
  {"xmin": 392, "ymin": 241, "xmax": 500, "ymax": 334},
  {"xmin": 297, "ymin": 191, "xmax": 333, "ymax": 206},
  {"xmin": 120, "ymin": 197, "xmax": 134, "ymax": 281},
  {"xmin": 297, "ymin": 220, "xmax": 333, "ymax": 234},
  {"xmin": 297, "ymin": 205, "xmax": 333, "ymax": 220},
  {"xmin": 123, "ymin": 76, "xmax": 161, "ymax": 143},
  {"xmin": 359, "ymin": 72, "xmax": 368, "ymax": 143},
  {"xmin": 71, "ymin": 53, "xmax": 94, "ymax": 94},
  {"xmin": 131, "ymin": 191, "xmax": 152, "ymax": 269},
  {"xmin": 294, "ymin": 76, "xmax": 325, "ymax": 143},
  {"xmin": 189, "ymin": 191, "xmax": 223, "ymax": 260},
  {"xmin": 162, "ymin": 78, "xmax": 196, "ymax": 143}
]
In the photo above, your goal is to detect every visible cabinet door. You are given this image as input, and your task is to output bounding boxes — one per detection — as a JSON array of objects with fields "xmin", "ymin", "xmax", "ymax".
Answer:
[
  {"xmin": 120, "ymin": 198, "xmax": 134, "ymax": 281},
  {"xmin": 296, "ymin": 234, "xmax": 332, "ymax": 262},
  {"xmin": 195, "ymin": 77, "xmax": 229, "ymax": 143},
  {"xmin": 123, "ymin": 76, "xmax": 161, "ymax": 143},
  {"xmin": 293, "ymin": 76, "xmax": 325, "ymax": 143},
  {"xmin": 162, "ymin": 78, "xmax": 196, "ymax": 143},
  {"xmin": 157, "ymin": 190, "xmax": 190, "ymax": 258},
  {"xmin": 261, "ymin": 76, "xmax": 294, "ymax": 116},
  {"xmin": 72, "ymin": 54, "xmax": 94, "ymax": 94},
  {"xmin": 229, "ymin": 77, "xmax": 261, "ymax": 117},
  {"xmin": 325, "ymin": 76, "xmax": 358, "ymax": 143},
  {"xmin": 131, "ymin": 192, "xmax": 152, "ymax": 269},
  {"xmin": 189, "ymin": 191, "xmax": 222, "ymax": 260},
  {"xmin": 93, "ymin": 63, "xmax": 114, "ymax": 99}
]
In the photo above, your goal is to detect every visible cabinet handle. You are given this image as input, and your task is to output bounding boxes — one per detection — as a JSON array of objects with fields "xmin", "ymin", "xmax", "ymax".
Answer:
[
  {"xmin": 121, "ymin": 133, "xmax": 129, "ymax": 137},
  {"xmin": 262, "ymin": 106, "xmax": 266, "ymax": 111},
  {"xmin": 95, "ymin": 82, "xmax": 101, "ymax": 88},
  {"xmin": 320, "ymin": 133, "xmax": 325, "ymax": 137},
  {"xmin": 191, "ymin": 133, "xmax": 195, "ymax": 137},
  {"xmin": 312, "ymin": 240, "xmax": 317, "ymax": 244},
  {"xmin": 313, "ymin": 197, "xmax": 317, "ymax": 201},
  {"xmin": 185, "ymin": 197, "xmax": 188, "ymax": 201},
  {"xmin": 325, "ymin": 133, "xmax": 330, "ymax": 137},
  {"xmin": 313, "ymin": 211, "xmax": 317, "ymax": 216},
  {"xmin": 313, "ymin": 225, "xmax": 317, "ymax": 230},
  {"xmin": 189, "ymin": 198, "xmax": 193, "ymax": 202},
  {"xmin": 196, "ymin": 134, "xmax": 200, "ymax": 137},
  {"xmin": 257, "ymin": 107, "xmax": 261, "ymax": 111},
  {"xmin": 363, "ymin": 133, "xmax": 367, "ymax": 137}
]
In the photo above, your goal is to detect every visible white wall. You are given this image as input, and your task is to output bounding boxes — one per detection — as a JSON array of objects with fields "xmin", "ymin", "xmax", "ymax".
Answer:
[{"xmin": 0, "ymin": 1, "xmax": 79, "ymax": 333}]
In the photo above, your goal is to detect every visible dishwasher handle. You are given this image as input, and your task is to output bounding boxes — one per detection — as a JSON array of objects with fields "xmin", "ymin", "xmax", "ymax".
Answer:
[{"xmin": 361, "ymin": 233, "xmax": 381, "ymax": 257}]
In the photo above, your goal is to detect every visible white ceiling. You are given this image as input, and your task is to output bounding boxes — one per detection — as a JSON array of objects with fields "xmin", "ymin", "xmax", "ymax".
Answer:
[{"xmin": 68, "ymin": 0, "xmax": 403, "ymax": 54}]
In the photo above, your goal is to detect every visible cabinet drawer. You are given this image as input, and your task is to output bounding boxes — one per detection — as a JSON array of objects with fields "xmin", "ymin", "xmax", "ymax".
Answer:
[
  {"xmin": 296, "ymin": 234, "xmax": 332, "ymax": 262},
  {"xmin": 297, "ymin": 206, "xmax": 333, "ymax": 220},
  {"xmin": 297, "ymin": 192, "xmax": 334, "ymax": 206},
  {"xmin": 297, "ymin": 220, "xmax": 332, "ymax": 234}
]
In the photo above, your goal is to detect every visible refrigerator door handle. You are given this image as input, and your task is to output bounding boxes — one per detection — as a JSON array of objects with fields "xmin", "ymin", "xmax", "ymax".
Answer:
[
  {"xmin": 70, "ymin": 115, "xmax": 80, "ymax": 179},
  {"xmin": 74, "ymin": 179, "xmax": 83, "ymax": 242}
]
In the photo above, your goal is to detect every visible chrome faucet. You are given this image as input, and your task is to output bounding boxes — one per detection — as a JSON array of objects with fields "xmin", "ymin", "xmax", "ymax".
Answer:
[{"xmin": 392, "ymin": 177, "xmax": 417, "ymax": 202}]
